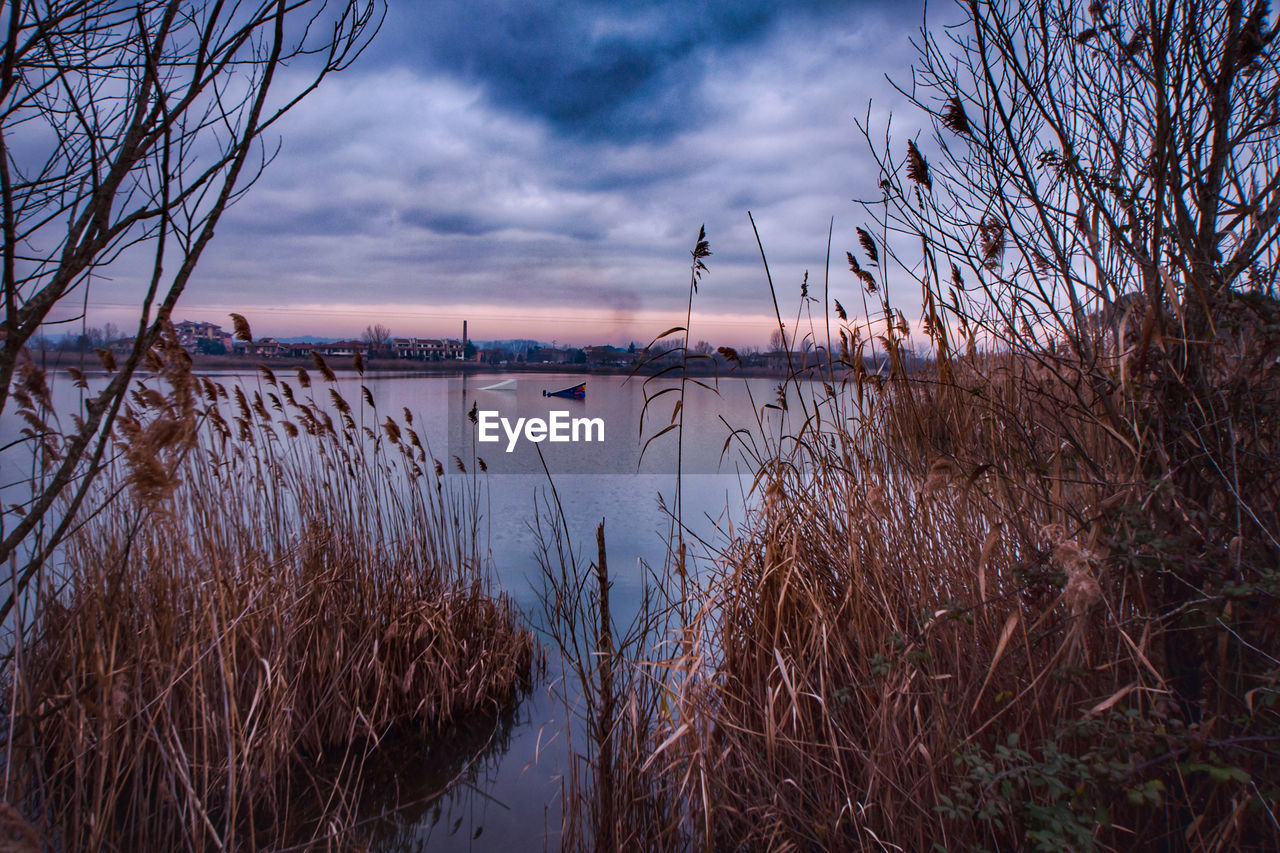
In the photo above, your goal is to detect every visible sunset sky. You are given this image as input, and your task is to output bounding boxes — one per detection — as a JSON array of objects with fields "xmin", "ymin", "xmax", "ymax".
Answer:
[{"xmin": 89, "ymin": 0, "xmax": 931, "ymax": 347}]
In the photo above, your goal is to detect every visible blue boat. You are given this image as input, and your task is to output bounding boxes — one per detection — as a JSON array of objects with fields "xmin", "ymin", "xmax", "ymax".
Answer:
[{"xmin": 543, "ymin": 382, "xmax": 585, "ymax": 399}]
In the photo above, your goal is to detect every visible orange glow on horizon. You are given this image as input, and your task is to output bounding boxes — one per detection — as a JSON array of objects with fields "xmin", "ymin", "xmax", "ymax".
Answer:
[{"xmin": 79, "ymin": 301, "xmax": 798, "ymax": 349}]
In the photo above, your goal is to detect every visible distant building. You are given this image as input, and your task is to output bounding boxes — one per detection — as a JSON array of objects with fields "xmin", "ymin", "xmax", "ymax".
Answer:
[
  {"xmin": 313, "ymin": 340, "xmax": 368, "ymax": 358},
  {"xmin": 529, "ymin": 347, "xmax": 570, "ymax": 364},
  {"xmin": 390, "ymin": 337, "xmax": 464, "ymax": 360},
  {"xmin": 175, "ymin": 320, "xmax": 232, "ymax": 354},
  {"xmin": 233, "ymin": 337, "xmax": 284, "ymax": 357}
]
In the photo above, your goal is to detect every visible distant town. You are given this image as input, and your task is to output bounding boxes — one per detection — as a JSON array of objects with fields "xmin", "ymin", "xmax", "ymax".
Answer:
[{"xmin": 34, "ymin": 317, "xmax": 857, "ymax": 373}]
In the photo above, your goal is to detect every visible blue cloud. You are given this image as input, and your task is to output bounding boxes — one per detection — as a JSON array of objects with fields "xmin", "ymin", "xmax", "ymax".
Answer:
[
  {"xmin": 402, "ymin": 209, "xmax": 499, "ymax": 237},
  {"xmin": 372, "ymin": 0, "xmax": 890, "ymax": 141}
]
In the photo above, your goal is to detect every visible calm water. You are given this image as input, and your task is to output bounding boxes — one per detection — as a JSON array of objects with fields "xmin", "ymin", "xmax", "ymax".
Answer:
[
  {"xmin": 1, "ymin": 367, "xmax": 810, "ymax": 849},
  {"xmin": 320, "ymin": 372, "xmax": 772, "ymax": 851}
]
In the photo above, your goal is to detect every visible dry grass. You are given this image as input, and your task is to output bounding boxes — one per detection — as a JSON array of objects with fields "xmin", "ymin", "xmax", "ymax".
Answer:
[
  {"xmin": 659, "ymin": 376, "xmax": 1162, "ymax": 850},
  {"xmin": 3, "ymin": 348, "xmax": 534, "ymax": 850},
  {"xmin": 547, "ymin": 250, "xmax": 1279, "ymax": 849}
]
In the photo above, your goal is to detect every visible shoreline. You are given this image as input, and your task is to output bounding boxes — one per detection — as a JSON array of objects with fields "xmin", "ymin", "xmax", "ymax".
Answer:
[{"xmin": 34, "ymin": 350, "xmax": 824, "ymax": 379}]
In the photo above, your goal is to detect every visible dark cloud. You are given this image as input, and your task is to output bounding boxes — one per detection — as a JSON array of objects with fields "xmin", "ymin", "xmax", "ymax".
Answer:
[
  {"xmin": 401, "ymin": 209, "xmax": 499, "ymax": 237},
  {"xmin": 372, "ymin": 0, "xmax": 905, "ymax": 142}
]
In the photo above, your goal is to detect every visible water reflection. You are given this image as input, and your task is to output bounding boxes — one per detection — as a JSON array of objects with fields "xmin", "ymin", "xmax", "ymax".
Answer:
[{"xmin": 340, "ymin": 699, "xmax": 525, "ymax": 852}]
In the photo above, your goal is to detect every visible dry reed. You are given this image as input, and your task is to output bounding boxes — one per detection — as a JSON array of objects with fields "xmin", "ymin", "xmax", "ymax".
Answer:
[
  {"xmin": 549, "ymin": 233, "xmax": 1279, "ymax": 851},
  {"xmin": 3, "ymin": 352, "xmax": 534, "ymax": 850}
]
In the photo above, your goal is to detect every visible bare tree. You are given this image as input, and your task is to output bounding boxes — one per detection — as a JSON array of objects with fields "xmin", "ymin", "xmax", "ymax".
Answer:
[
  {"xmin": 857, "ymin": 0, "xmax": 1280, "ymax": 769},
  {"xmin": 362, "ymin": 321, "xmax": 392, "ymax": 357},
  {"xmin": 860, "ymin": 0, "xmax": 1280, "ymax": 513},
  {"xmin": 866, "ymin": 0, "xmax": 1280, "ymax": 381},
  {"xmin": 1, "ymin": 0, "xmax": 382, "ymax": 621}
]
